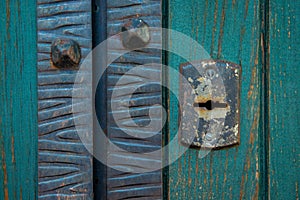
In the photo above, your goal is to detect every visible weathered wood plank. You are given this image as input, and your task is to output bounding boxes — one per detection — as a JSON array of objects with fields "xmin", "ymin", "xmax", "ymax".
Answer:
[
  {"xmin": 168, "ymin": 0, "xmax": 263, "ymax": 199},
  {"xmin": 268, "ymin": 1, "xmax": 299, "ymax": 199},
  {"xmin": 105, "ymin": 0, "xmax": 163, "ymax": 199},
  {"xmin": 37, "ymin": 0, "xmax": 93, "ymax": 198},
  {"xmin": 0, "ymin": 0, "xmax": 38, "ymax": 199}
]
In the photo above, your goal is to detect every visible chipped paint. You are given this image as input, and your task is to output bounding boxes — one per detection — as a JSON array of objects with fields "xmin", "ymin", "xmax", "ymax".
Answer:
[{"xmin": 2, "ymin": 149, "xmax": 9, "ymax": 200}]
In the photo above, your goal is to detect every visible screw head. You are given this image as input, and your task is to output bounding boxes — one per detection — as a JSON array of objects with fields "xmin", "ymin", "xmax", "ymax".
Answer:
[
  {"xmin": 121, "ymin": 18, "xmax": 150, "ymax": 50},
  {"xmin": 51, "ymin": 38, "xmax": 81, "ymax": 69},
  {"xmin": 205, "ymin": 68, "xmax": 216, "ymax": 78}
]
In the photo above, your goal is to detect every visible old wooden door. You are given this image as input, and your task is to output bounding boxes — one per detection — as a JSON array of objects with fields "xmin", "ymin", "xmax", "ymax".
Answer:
[
  {"xmin": 167, "ymin": 0, "xmax": 299, "ymax": 199},
  {"xmin": 0, "ymin": 0, "xmax": 299, "ymax": 199}
]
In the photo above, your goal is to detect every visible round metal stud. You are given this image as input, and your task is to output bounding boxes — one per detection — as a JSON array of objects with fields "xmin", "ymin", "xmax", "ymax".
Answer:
[
  {"xmin": 51, "ymin": 38, "xmax": 81, "ymax": 69},
  {"xmin": 205, "ymin": 68, "xmax": 216, "ymax": 78},
  {"xmin": 121, "ymin": 18, "xmax": 150, "ymax": 50}
]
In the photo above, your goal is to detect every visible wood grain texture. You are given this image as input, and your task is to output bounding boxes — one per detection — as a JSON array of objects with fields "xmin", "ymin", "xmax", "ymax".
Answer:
[
  {"xmin": 268, "ymin": 1, "xmax": 299, "ymax": 199},
  {"xmin": 37, "ymin": 0, "xmax": 93, "ymax": 198},
  {"xmin": 0, "ymin": 0, "xmax": 38, "ymax": 199},
  {"xmin": 168, "ymin": 0, "xmax": 263, "ymax": 199},
  {"xmin": 105, "ymin": 0, "xmax": 163, "ymax": 199}
]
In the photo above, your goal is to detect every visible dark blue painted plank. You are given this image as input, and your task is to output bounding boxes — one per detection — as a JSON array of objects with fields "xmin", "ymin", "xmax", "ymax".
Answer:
[
  {"xmin": 37, "ymin": 0, "xmax": 93, "ymax": 198},
  {"xmin": 103, "ymin": 0, "xmax": 163, "ymax": 199}
]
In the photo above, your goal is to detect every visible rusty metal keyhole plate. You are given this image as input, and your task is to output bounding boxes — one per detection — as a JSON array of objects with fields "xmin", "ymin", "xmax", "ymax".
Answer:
[{"xmin": 179, "ymin": 60, "xmax": 241, "ymax": 149}]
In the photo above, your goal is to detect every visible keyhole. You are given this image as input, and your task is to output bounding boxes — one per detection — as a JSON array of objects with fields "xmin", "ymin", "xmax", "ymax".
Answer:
[{"xmin": 193, "ymin": 100, "xmax": 227, "ymax": 110}]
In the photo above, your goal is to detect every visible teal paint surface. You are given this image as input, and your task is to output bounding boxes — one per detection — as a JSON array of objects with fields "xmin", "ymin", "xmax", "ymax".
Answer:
[
  {"xmin": 167, "ymin": 0, "xmax": 299, "ymax": 199},
  {"xmin": 0, "ymin": 0, "xmax": 38, "ymax": 199},
  {"xmin": 268, "ymin": 1, "xmax": 299, "ymax": 199},
  {"xmin": 167, "ymin": 0, "xmax": 264, "ymax": 199}
]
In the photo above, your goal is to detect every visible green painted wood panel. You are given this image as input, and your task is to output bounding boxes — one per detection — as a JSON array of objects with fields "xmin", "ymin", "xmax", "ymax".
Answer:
[
  {"xmin": 0, "ymin": 0, "xmax": 38, "ymax": 199},
  {"xmin": 167, "ymin": 0, "xmax": 264, "ymax": 199},
  {"xmin": 268, "ymin": 1, "xmax": 299, "ymax": 199}
]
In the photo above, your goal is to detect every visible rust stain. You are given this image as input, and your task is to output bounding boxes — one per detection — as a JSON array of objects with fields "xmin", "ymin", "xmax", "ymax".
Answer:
[
  {"xmin": 229, "ymin": 185, "xmax": 233, "ymax": 199},
  {"xmin": 249, "ymin": 131, "xmax": 255, "ymax": 145},
  {"xmin": 20, "ymin": 187, "xmax": 22, "ymax": 200},
  {"xmin": 252, "ymin": 177, "xmax": 259, "ymax": 200},
  {"xmin": 2, "ymin": 149, "xmax": 9, "ymax": 200},
  {"xmin": 255, "ymin": 154, "xmax": 259, "ymax": 180},
  {"xmin": 239, "ymin": 174, "xmax": 245, "ymax": 200},
  {"xmin": 194, "ymin": 94, "xmax": 224, "ymax": 104},
  {"xmin": 260, "ymin": 33, "xmax": 265, "ymax": 65},
  {"xmin": 202, "ymin": 159, "xmax": 207, "ymax": 200},
  {"xmin": 187, "ymin": 153, "xmax": 192, "ymax": 187},
  {"xmin": 248, "ymin": 53, "xmax": 258, "ymax": 100},
  {"xmin": 232, "ymin": 0, "xmax": 236, "ymax": 7},
  {"xmin": 247, "ymin": 39, "xmax": 259, "ymax": 102},
  {"xmin": 296, "ymin": 182, "xmax": 298, "ymax": 200},
  {"xmin": 247, "ymin": 39, "xmax": 259, "ymax": 100},
  {"xmin": 247, "ymin": 85, "xmax": 254, "ymax": 99},
  {"xmin": 243, "ymin": 0, "xmax": 249, "ymax": 19},
  {"xmin": 239, "ymin": 108, "xmax": 260, "ymax": 200},
  {"xmin": 194, "ymin": 95, "xmax": 228, "ymax": 120},
  {"xmin": 194, "ymin": 94, "xmax": 212, "ymax": 103},
  {"xmin": 194, "ymin": 152, "xmax": 199, "ymax": 195},
  {"xmin": 247, "ymin": 66, "xmax": 257, "ymax": 99},
  {"xmin": 250, "ymin": 108, "xmax": 259, "ymax": 142},
  {"xmin": 221, "ymin": 151, "xmax": 229, "ymax": 200},
  {"xmin": 203, "ymin": 160, "xmax": 207, "ymax": 185},
  {"xmin": 208, "ymin": 154, "xmax": 214, "ymax": 199}
]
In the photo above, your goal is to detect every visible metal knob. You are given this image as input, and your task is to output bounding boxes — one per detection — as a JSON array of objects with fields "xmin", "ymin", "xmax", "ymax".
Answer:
[
  {"xmin": 121, "ymin": 18, "xmax": 150, "ymax": 50},
  {"xmin": 50, "ymin": 38, "xmax": 81, "ymax": 69}
]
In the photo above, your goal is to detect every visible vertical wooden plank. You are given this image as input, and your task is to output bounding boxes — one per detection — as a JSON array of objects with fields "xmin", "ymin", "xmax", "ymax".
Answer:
[
  {"xmin": 37, "ymin": 0, "xmax": 93, "ymax": 198},
  {"xmin": 0, "ymin": 0, "xmax": 38, "ymax": 199},
  {"xmin": 105, "ymin": 0, "xmax": 163, "ymax": 199},
  {"xmin": 268, "ymin": 1, "xmax": 299, "ymax": 199},
  {"xmin": 168, "ymin": 0, "xmax": 263, "ymax": 199}
]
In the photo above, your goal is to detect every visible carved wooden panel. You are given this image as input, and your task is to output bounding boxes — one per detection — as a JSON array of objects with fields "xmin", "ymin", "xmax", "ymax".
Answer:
[
  {"xmin": 37, "ymin": 0, "xmax": 93, "ymax": 198},
  {"xmin": 105, "ymin": 0, "xmax": 163, "ymax": 199}
]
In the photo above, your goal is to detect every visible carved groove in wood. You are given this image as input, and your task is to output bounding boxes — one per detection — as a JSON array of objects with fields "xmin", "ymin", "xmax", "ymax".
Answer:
[{"xmin": 37, "ymin": 0, "xmax": 93, "ymax": 198}]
